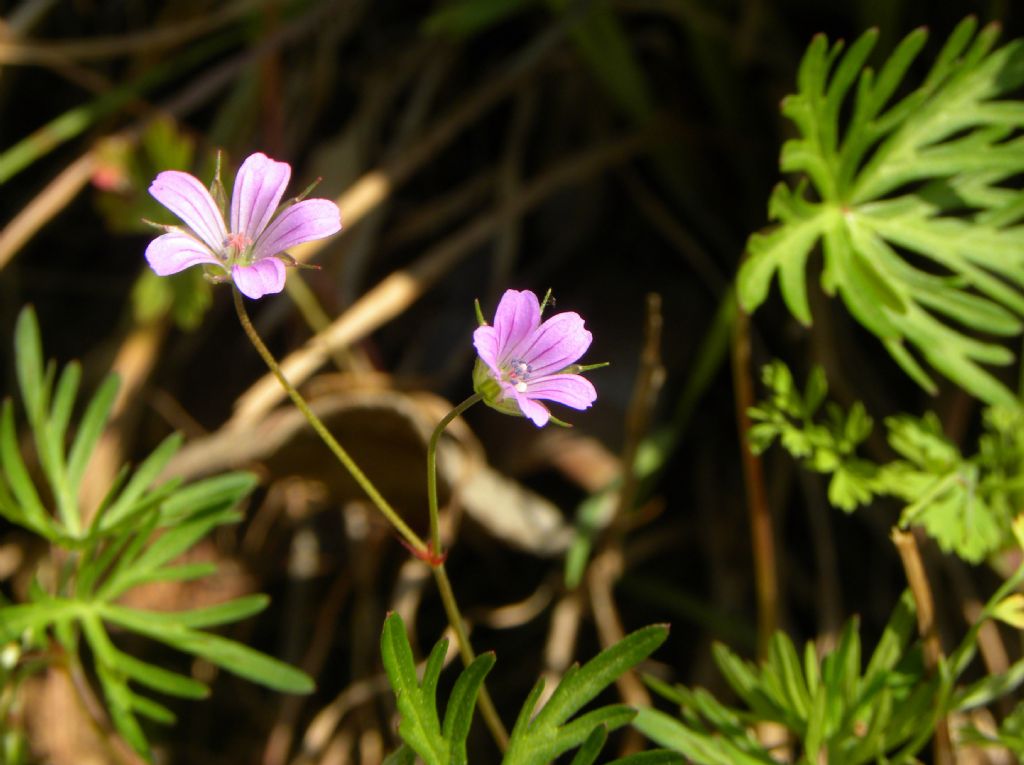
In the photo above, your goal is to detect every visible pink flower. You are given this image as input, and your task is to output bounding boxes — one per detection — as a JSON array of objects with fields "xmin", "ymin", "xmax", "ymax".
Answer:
[
  {"xmin": 144, "ymin": 152, "xmax": 341, "ymax": 299},
  {"xmin": 473, "ymin": 289, "xmax": 597, "ymax": 427}
]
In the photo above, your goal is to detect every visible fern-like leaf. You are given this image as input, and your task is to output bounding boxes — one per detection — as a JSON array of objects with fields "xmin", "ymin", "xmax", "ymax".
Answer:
[{"xmin": 739, "ymin": 18, "xmax": 1024, "ymax": 405}]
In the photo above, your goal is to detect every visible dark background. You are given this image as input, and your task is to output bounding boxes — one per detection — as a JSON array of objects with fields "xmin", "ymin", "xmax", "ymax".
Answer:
[{"xmin": 1, "ymin": 1, "xmax": 1020, "ymax": 762}]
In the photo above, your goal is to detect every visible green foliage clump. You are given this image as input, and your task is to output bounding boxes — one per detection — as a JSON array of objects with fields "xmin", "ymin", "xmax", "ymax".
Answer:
[
  {"xmin": 751, "ymin": 360, "xmax": 1024, "ymax": 563},
  {"xmin": 380, "ymin": 611, "xmax": 678, "ymax": 764},
  {"xmin": 635, "ymin": 592, "xmax": 940, "ymax": 764},
  {"xmin": 637, "ymin": 583, "xmax": 1024, "ymax": 764},
  {"xmin": 738, "ymin": 18, "xmax": 1024, "ymax": 407},
  {"xmin": 0, "ymin": 307, "xmax": 311, "ymax": 759}
]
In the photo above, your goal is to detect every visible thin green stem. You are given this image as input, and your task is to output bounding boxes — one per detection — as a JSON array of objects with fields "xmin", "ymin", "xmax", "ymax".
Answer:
[
  {"xmin": 425, "ymin": 392, "xmax": 508, "ymax": 749},
  {"xmin": 433, "ymin": 563, "xmax": 509, "ymax": 750},
  {"xmin": 235, "ymin": 290, "xmax": 508, "ymax": 751},
  {"xmin": 427, "ymin": 393, "xmax": 481, "ymax": 555},
  {"xmin": 233, "ymin": 288, "xmax": 427, "ymax": 554}
]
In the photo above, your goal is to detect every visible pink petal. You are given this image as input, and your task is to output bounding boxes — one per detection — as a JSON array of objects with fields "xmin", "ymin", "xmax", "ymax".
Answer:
[
  {"xmin": 492, "ymin": 290, "xmax": 540, "ymax": 362},
  {"xmin": 232, "ymin": 258, "xmax": 287, "ymax": 299},
  {"xmin": 149, "ymin": 171, "xmax": 227, "ymax": 252},
  {"xmin": 512, "ymin": 312, "xmax": 592, "ymax": 377},
  {"xmin": 525, "ymin": 374, "xmax": 597, "ymax": 410},
  {"xmin": 513, "ymin": 391, "xmax": 551, "ymax": 427},
  {"xmin": 230, "ymin": 153, "xmax": 292, "ymax": 241},
  {"xmin": 251, "ymin": 199, "xmax": 342, "ymax": 261},
  {"xmin": 145, "ymin": 232, "xmax": 222, "ymax": 276},
  {"xmin": 473, "ymin": 325, "xmax": 502, "ymax": 375}
]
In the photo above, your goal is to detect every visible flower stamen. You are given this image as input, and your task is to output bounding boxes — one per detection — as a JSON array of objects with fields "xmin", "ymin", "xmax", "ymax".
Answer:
[{"xmin": 507, "ymin": 358, "xmax": 531, "ymax": 381}]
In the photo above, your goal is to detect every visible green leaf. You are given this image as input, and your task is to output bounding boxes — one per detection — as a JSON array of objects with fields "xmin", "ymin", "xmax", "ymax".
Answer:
[
  {"xmin": 954, "ymin": 656, "xmax": 1024, "ymax": 711},
  {"xmin": 0, "ymin": 401, "xmax": 57, "ymax": 539},
  {"xmin": 382, "ymin": 745, "xmax": 417, "ymax": 765},
  {"xmin": 98, "ymin": 602, "xmax": 313, "ymax": 694},
  {"xmin": 66, "ymin": 373, "xmax": 120, "ymax": 509},
  {"xmin": 505, "ymin": 625, "xmax": 669, "ymax": 765},
  {"xmin": 739, "ymin": 21, "xmax": 1024, "ymax": 404},
  {"xmin": 767, "ymin": 632, "xmax": 810, "ymax": 720},
  {"xmin": 534, "ymin": 625, "xmax": 668, "ymax": 729},
  {"xmin": 632, "ymin": 708, "xmax": 774, "ymax": 765},
  {"xmin": 380, "ymin": 612, "xmax": 447, "ymax": 765},
  {"xmin": 552, "ymin": 705, "xmax": 636, "ymax": 756},
  {"xmin": 568, "ymin": 724, "xmax": 608, "ymax": 765},
  {"xmin": 129, "ymin": 692, "xmax": 176, "ymax": 725},
  {"xmin": 0, "ymin": 599, "xmax": 80, "ymax": 642},
  {"xmin": 864, "ymin": 590, "xmax": 916, "ymax": 684},
  {"xmin": 442, "ymin": 652, "xmax": 495, "ymax": 765},
  {"xmin": 102, "ymin": 596, "xmax": 269, "ymax": 630},
  {"xmin": 50, "ymin": 361, "xmax": 81, "ymax": 450},
  {"xmin": 95, "ymin": 661, "xmax": 150, "ymax": 759},
  {"xmin": 118, "ymin": 652, "xmax": 209, "ymax": 700},
  {"xmin": 100, "ymin": 504, "xmax": 241, "ymax": 600},
  {"xmin": 159, "ymin": 471, "xmax": 257, "ymax": 522},
  {"xmin": 14, "ymin": 307, "xmax": 45, "ymax": 427},
  {"xmin": 96, "ymin": 432, "xmax": 183, "ymax": 531}
]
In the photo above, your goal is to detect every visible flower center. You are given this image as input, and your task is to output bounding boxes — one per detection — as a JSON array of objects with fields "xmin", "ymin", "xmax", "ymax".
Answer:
[
  {"xmin": 224, "ymin": 232, "xmax": 254, "ymax": 264},
  {"xmin": 505, "ymin": 358, "xmax": 532, "ymax": 393}
]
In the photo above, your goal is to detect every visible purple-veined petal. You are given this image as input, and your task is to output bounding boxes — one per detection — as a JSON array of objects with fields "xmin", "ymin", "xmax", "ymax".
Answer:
[
  {"xmin": 512, "ymin": 312, "xmax": 592, "ymax": 377},
  {"xmin": 149, "ymin": 171, "xmax": 227, "ymax": 251},
  {"xmin": 513, "ymin": 391, "xmax": 551, "ymax": 427},
  {"xmin": 525, "ymin": 373, "xmax": 597, "ymax": 410},
  {"xmin": 145, "ymin": 231, "xmax": 222, "ymax": 276},
  {"xmin": 492, "ymin": 290, "xmax": 540, "ymax": 362},
  {"xmin": 473, "ymin": 325, "xmax": 502, "ymax": 375},
  {"xmin": 232, "ymin": 257, "xmax": 287, "ymax": 299},
  {"xmin": 250, "ymin": 199, "xmax": 342, "ymax": 262},
  {"xmin": 230, "ymin": 153, "xmax": 291, "ymax": 241}
]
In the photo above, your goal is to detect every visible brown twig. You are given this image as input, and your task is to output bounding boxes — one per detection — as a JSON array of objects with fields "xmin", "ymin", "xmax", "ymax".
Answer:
[
  {"xmin": 891, "ymin": 528, "xmax": 954, "ymax": 765},
  {"xmin": 614, "ymin": 294, "xmax": 665, "ymax": 526},
  {"xmin": 731, "ymin": 304, "xmax": 778, "ymax": 659}
]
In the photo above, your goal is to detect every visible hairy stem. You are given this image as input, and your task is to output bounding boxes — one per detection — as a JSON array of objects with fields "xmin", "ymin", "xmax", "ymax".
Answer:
[
  {"xmin": 235, "ymin": 290, "xmax": 508, "ymax": 750},
  {"xmin": 426, "ymin": 393, "xmax": 481, "ymax": 555},
  {"xmin": 425, "ymin": 393, "xmax": 508, "ymax": 748},
  {"xmin": 233, "ymin": 288, "xmax": 426, "ymax": 553}
]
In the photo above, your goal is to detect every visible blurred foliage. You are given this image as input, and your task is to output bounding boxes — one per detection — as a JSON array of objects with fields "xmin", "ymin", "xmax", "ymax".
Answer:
[{"xmin": 0, "ymin": 308, "xmax": 311, "ymax": 758}]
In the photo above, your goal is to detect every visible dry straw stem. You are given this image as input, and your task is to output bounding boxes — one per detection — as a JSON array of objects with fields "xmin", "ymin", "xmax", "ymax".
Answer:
[
  {"xmin": 231, "ymin": 129, "xmax": 656, "ymax": 427},
  {"xmin": 0, "ymin": 152, "xmax": 96, "ymax": 272},
  {"xmin": 539, "ymin": 590, "xmax": 585, "ymax": 709}
]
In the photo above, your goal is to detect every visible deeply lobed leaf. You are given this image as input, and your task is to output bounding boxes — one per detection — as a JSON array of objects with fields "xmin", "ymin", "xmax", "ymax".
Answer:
[{"xmin": 739, "ymin": 19, "xmax": 1024, "ymax": 405}]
